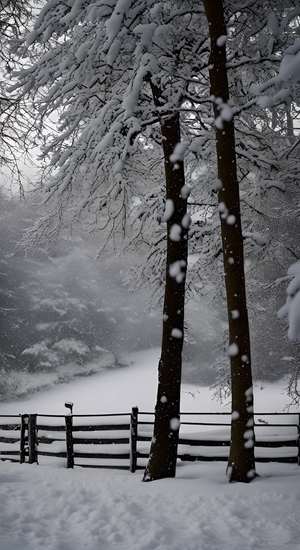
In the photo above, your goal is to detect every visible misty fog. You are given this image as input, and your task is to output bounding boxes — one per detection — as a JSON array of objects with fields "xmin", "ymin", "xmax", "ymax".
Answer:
[
  {"xmin": 0, "ymin": 190, "xmax": 227, "ymax": 400},
  {"xmin": 0, "ymin": 184, "xmax": 296, "ymax": 402}
]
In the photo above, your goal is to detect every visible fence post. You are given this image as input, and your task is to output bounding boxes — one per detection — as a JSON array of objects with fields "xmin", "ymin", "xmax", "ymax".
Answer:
[
  {"xmin": 65, "ymin": 415, "xmax": 74, "ymax": 469},
  {"xmin": 298, "ymin": 414, "xmax": 300, "ymax": 466},
  {"xmin": 28, "ymin": 414, "xmax": 38, "ymax": 464},
  {"xmin": 20, "ymin": 414, "xmax": 28, "ymax": 464},
  {"xmin": 130, "ymin": 407, "xmax": 138, "ymax": 473}
]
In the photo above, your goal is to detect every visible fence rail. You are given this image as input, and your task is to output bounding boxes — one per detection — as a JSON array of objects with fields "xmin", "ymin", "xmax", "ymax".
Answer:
[{"xmin": 0, "ymin": 410, "xmax": 299, "ymax": 471}]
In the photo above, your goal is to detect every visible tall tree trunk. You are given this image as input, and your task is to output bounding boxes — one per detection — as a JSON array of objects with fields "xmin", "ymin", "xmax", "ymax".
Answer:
[
  {"xmin": 203, "ymin": 0, "xmax": 256, "ymax": 482},
  {"xmin": 143, "ymin": 83, "xmax": 188, "ymax": 481}
]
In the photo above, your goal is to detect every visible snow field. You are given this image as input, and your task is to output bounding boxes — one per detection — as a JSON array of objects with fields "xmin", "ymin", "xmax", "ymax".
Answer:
[
  {"xmin": 0, "ymin": 348, "xmax": 296, "ymax": 415},
  {"xmin": 0, "ymin": 348, "xmax": 299, "ymax": 467},
  {"xmin": 0, "ymin": 348, "xmax": 300, "ymax": 549},
  {"xmin": 0, "ymin": 461, "xmax": 300, "ymax": 550}
]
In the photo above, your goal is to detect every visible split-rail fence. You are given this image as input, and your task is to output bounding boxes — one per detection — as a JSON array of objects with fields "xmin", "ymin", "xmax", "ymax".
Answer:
[{"xmin": 0, "ymin": 409, "xmax": 299, "ymax": 471}]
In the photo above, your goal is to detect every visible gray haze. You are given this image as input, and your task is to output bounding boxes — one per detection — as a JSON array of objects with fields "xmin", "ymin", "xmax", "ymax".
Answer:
[{"xmin": 0, "ymin": 191, "xmax": 295, "ymax": 401}]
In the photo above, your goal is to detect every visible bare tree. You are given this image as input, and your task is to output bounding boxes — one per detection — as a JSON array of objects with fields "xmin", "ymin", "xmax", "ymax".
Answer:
[
  {"xmin": 203, "ymin": 0, "xmax": 256, "ymax": 482},
  {"xmin": 143, "ymin": 81, "xmax": 189, "ymax": 481},
  {"xmin": 0, "ymin": 0, "xmax": 32, "ymax": 174}
]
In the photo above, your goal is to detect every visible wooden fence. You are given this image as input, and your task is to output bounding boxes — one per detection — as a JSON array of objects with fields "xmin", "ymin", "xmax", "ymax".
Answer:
[{"xmin": 0, "ymin": 410, "xmax": 299, "ymax": 471}]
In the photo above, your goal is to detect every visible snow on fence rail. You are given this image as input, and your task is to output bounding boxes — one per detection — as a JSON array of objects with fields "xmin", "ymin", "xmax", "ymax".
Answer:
[{"xmin": 0, "ymin": 410, "xmax": 299, "ymax": 471}]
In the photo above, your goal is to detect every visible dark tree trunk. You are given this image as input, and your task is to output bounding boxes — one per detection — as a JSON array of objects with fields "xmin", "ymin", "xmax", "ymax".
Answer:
[
  {"xmin": 203, "ymin": 0, "xmax": 256, "ymax": 482},
  {"xmin": 143, "ymin": 84, "xmax": 188, "ymax": 481}
]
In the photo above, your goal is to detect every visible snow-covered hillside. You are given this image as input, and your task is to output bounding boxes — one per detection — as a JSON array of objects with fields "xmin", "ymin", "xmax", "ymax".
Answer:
[
  {"xmin": 1, "ymin": 348, "xmax": 300, "ymax": 550},
  {"xmin": 0, "ymin": 348, "xmax": 296, "ymax": 415},
  {"xmin": 1, "ymin": 461, "xmax": 300, "ymax": 550}
]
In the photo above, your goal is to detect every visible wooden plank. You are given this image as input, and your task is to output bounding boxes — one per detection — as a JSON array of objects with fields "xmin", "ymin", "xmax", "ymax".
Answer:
[
  {"xmin": 179, "ymin": 439, "xmax": 230, "ymax": 447},
  {"xmin": 28, "ymin": 414, "xmax": 38, "ymax": 464},
  {"xmin": 177, "ymin": 454, "xmax": 297, "ymax": 463},
  {"xmin": 173, "ymin": 412, "xmax": 298, "ymax": 416},
  {"xmin": 0, "ymin": 436, "xmax": 21, "ymax": 443},
  {"xmin": 0, "ymin": 424, "xmax": 20, "ymax": 431},
  {"xmin": 254, "ymin": 423, "xmax": 297, "ymax": 428},
  {"xmin": 73, "ymin": 437, "xmax": 130, "ymax": 445},
  {"xmin": 10, "ymin": 435, "xmax": 296, "ymax": 448},
  {"xmin": 38, "ymin": 450, "xmax": 67, "ymax": 457},
  {"xmin": 137, "ymin": 452, "xmax": 151, "ymax": 458},
  {"xmin": 37, "ymin": 424, "xmax": 66, "ymax": 432},
  {"xmin": 73, "ymin": 452, "xmax": 130, "ymax": 459},
  {"xmin": 0, "ymin": 450, "xmax": 20, "ymax": 456},
  {"xmin": 137, "ymin": 435, "xmax": 152, "ymax": 442},
  {"xmin": 72, "ymin": 424, "xmax": 130, "ymax": 432},
  {"xmin": 72, "ymin": 413, "xmax": 130, "ymax": 417},
  {"xmin": 256, "ymin": 440, "xmax": 297, "ymax": 448},
  {"xmin": 20, "ymin": 414, "xmax": 28, "ymax": 464},
  {"xmin": 28, "ymin": 424, "xmax": 300, "ymax": 432},
  {"xmin": 177, "ymin": 439, "xmax": 297, "ymax": 448},
  {"xmin": 65, "ymin": 416, "xmax": 74, "ymax": 469},
  {"xmin": 37, "ymin": 424, "xmax": 130, "ymax": 432},
  {"xmin": 178, "ymin": 454, "xmax": 227, "ymax": 462},
  {"xmin": 38, "ymin": 436, "xmax": 65, "ymax": 444},
  {"xmin": 130, "ymin": 407, "xmax": 138, "ymax": 473}
]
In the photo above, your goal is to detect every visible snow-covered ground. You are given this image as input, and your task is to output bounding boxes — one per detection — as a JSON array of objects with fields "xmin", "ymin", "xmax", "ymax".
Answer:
[
  {"xmin": 0, "ymin": 348, "xmax": 296, "ymax": 415},
  {"xmin": 1, "ymin": 461, "xmax": 300, "ymax": 550},
  {"xmin": 1, "ymin": 348, "xmax": 299, "ymax": 550}
]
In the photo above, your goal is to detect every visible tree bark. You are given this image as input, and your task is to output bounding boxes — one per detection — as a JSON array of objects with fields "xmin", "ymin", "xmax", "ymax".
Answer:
[
  {"xmin": 143, "ymin": 83, "xmax": 188, "ymax": 481},
  {"xmin": 203, "ymin": 0, "xmax": 256, "ymax": 482}
]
